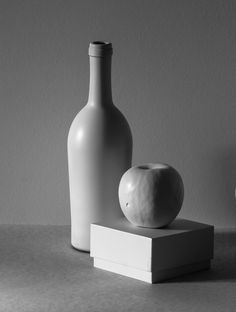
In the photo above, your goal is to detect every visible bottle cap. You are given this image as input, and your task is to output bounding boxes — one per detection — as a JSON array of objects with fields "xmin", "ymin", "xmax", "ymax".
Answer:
[{"xmin": 89, "ymin": 41, "xmax": 113, "ymax": 57}]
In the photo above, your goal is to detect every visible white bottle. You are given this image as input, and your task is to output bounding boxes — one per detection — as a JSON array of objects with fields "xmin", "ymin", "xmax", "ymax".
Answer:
[{"xmin": 67, "ymin": 42, "xmax": 133, "ymax": 251}]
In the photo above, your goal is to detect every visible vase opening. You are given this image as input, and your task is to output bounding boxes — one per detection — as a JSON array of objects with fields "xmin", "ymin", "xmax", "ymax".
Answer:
[{"xmin": 92, "ymin": 41, "xmax": 110, "ymax": 45}]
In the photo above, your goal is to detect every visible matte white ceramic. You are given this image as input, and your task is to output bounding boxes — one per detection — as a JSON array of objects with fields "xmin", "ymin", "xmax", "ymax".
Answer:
[{"xmin": 68, "ymin": 42, "xmax": 132, "ymax": 251}]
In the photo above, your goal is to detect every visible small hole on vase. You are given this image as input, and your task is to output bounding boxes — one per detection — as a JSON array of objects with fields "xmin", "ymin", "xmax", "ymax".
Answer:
[
  {"xmin": 126, "ymin": 203, "xmax": 129, "ymax": 207},
  {"xmin": 138, "ymin": 165, "xmax": 150, "ymax": 170}
]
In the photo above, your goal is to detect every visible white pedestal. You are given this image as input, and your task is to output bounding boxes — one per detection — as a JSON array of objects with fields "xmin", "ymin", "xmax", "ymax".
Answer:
[{"xmin": 90, "ymin": 218, "xmax": 214, "ymax": 283}]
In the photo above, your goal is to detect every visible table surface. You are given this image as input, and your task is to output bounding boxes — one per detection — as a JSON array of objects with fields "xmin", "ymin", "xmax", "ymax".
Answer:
[{"xmin": 0, "ymin": 225, "xmax": 235, "ymax": 312}]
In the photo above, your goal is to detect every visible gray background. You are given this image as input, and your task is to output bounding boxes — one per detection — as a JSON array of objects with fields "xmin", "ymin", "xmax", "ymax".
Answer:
[{"xmin": 0, "ymin": 0, "xmax": 236, "ymax": 227}]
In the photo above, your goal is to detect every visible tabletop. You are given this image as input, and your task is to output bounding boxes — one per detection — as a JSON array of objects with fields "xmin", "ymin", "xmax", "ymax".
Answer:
[{"xmin": 0, "ymin": 225, "xmax": 235, "ymax": 312}]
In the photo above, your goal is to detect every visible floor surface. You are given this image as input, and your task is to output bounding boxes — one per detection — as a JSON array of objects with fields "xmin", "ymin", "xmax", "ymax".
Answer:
[{"xmin": 0, "ymin": 225, "xmax": 235, "ymax": 312}]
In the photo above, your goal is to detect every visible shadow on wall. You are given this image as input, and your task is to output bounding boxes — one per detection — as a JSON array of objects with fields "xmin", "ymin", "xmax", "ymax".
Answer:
[
  {"xmin": 199, "ymin": 144, "xmax": 236, "ymax": 225},
  {"xmin": 209, "ymin": 145, "xmax": 236, "ymax": 225},
  {"xmin": 218, "ymin": 145, "xmax": 236, "ymax": 219},
  {"xmin": 173, "ymin": 145, "xmax": 236, "ymax": 282},
  {"xmin": 170, "ymin": 230, "xmax": 236, "ymax": 283}
]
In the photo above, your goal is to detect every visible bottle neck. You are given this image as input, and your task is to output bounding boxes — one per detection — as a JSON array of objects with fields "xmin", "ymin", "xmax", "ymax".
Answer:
[
  {"xmin": 88, "ymin": 55, "xmax": 113, "ymax": 107},
  {"xmin": 87, "ymin": 42, "xmax": 113, "ymax": 107}
]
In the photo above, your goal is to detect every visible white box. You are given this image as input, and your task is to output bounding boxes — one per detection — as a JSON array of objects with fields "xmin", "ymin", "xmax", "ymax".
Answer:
[{"xmin": 90, "ymin": 218, "xmax": 214, "ymax": 283}]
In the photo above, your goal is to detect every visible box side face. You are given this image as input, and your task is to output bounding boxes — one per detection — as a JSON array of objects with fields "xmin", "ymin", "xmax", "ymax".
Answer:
[
  {"xmin": 94, "ymin": 258, "xmax": 152, "ymax": 283},
  {"xmin": 152, "ymin": 260, "xmax": 211, "ymax": 283},
  {"xmin": 91, "ymin": 224, "xmax": 152, "ymax": 271},
  {"xmin": 152, "ymin": 226, "xmax": 214, "ymax": 270}
]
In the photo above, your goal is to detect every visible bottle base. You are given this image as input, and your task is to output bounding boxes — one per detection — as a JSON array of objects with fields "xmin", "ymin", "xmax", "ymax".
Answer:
[{"xmin": 71, "ymin": 243, "xmax": 90, "ymax": 253}]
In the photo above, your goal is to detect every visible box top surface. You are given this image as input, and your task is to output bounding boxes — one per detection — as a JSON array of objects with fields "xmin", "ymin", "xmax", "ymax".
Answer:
[{"xmin": 92, "ymin": 218, "xmax": 214, "ymax": 239}]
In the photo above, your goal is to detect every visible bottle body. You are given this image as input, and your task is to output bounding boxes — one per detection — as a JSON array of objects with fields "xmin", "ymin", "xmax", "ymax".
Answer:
[{"xmin": 67, "ymin": 42, "xmax": 132, "ymax": 251}]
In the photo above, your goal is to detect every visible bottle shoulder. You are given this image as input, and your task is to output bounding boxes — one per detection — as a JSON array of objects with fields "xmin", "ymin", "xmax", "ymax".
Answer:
[
  {"xmin": 69, "ymin": 104, "xmax": 131, "ymax": 131},
  {"xmin": 68, "ymin": 104, "xmax": 132, "ymax": 147}
]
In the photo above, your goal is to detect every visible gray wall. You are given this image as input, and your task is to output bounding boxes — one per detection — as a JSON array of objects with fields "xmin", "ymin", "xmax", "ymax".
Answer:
[{"xmin": 1, "ymin": 0, "xmax": 236, "ymax": 226}]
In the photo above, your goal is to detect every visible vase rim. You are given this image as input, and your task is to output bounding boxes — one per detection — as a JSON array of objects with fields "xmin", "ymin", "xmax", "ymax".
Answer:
[{"xmin": 89, "ymin": 41, "xmax": 113, "ymax": 57}]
